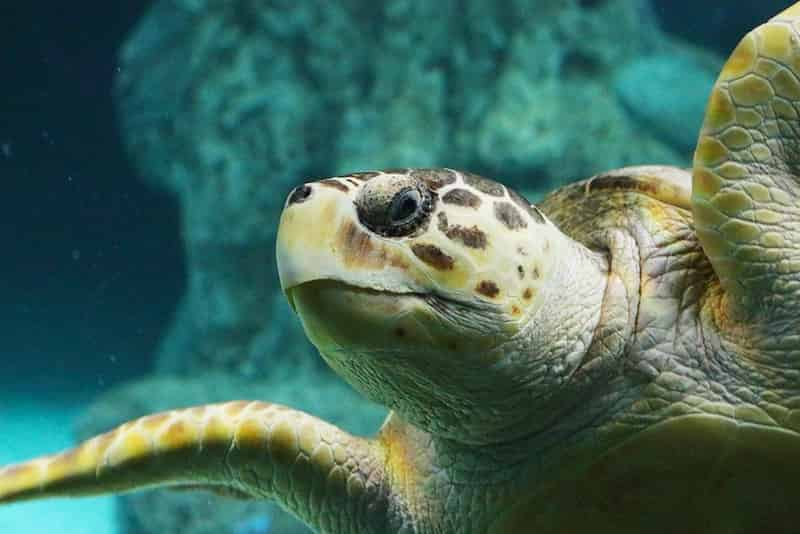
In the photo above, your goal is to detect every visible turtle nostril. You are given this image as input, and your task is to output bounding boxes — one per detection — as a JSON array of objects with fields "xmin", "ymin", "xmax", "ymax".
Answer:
[{"xmin": 287, "ymin": 184, "xmax": 313, "ymax": 206}]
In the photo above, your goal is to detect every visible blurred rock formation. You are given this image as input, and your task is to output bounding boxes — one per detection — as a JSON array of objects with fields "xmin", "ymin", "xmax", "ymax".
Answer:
[{"xmin": 614, "ymin": 52, "xmax": 719, "ymax": 153}]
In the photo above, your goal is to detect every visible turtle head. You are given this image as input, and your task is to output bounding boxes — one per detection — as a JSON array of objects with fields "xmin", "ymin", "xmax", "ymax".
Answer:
[{"xmin": 277, "ymin": 169, "xmax": 605, "ymax": 443}]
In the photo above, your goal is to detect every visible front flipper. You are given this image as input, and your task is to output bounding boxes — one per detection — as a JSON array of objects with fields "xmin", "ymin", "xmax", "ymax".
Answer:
[
  {"xmin": 0, "ymin": 401, "xmax": 401, "ymax": 534},
  {"xmin": 693, "ymin": 3, "xmax": 800, "ymax": 329}
]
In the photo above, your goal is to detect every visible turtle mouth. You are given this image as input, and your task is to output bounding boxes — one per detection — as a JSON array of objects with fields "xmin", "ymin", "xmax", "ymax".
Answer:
[
  {"xmin": 283, "ymin": 279, "xmax": 449, "ymax": 354},
  {"xmin": 284, "ymin": 280, "xmax": 427, "ymax": 314},
  {"xmin": 285, "ymin": 279, "xmax": 496, "ymax": 317},
  {"xmin": 285, "ymin": 279, "xmax": 510, "ymax": 349}
]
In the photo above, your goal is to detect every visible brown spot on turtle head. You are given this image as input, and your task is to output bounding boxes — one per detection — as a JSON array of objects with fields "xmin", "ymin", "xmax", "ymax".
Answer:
[
  {"xmin": 476, "ymin": 280, "xmax": 500, "ymax": 298},
  {"xmin": 318, "ymin": 179, "xmax": 349, "ymax": 193},
  {"xmin": 412, "ymin": 243, "xmax": 455, "ymax": 270},
  {"xmin": 338, "ymin": 221, "xmax": 375, "ymax": 266},
  {"xmin": 437, "ymin": 211, "xmax": 487, "ymax": 249},
  {"xmin": 494, "ymin": 201, "xmax": 527, "ymax": 230},
  {"xmin": 523, "ymin": 288, "xmax": 533, "ymax": 300},
  {"xmin": 411, "ymin": 168, "xmax": 457, "ymax": 190},
  {"xmin": 531, "ymin": 266, "xmax": 541, "ymax": 280},
  {"xmin": 462, "ymin": 172, "xmax": 505, "ymax": 196},
  {"xmin": 511, "ymin": 305, "xmax": 521, "ymax": 316},
  {"xmin": 442, "ymin": 188, "xmax": 482, "ymax": 208},
  {"xmin": 445, "ymin": 225, "xmax": 488, "ymax": 249}
]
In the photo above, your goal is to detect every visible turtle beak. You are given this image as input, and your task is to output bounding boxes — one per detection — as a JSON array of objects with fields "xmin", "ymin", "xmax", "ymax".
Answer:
[
  {"xmin": 276, "ymin": 183, "xmax": 350, "ymax": 298},
  {"xmin": 276, "ymin": 182, "xmax": 425, "ymax": 310}
]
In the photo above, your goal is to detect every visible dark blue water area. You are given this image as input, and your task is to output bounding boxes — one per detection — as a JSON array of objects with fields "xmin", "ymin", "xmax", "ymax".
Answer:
[
  {"xmin": 0, "ymin": 1, "xmax": 184, "ymax": 398},
  {"xmin": 652, "ymin": 0, "xmax": 794, "ymax": 54}
]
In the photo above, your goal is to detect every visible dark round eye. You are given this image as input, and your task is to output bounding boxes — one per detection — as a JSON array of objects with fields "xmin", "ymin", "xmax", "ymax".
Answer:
[
  {"xmin": 355, "ymin": 174, "xmax": 435, "ymax": 238},
  {"xmin": 388, "ymin": 188, "xmax": 421, "ymax": 225}
]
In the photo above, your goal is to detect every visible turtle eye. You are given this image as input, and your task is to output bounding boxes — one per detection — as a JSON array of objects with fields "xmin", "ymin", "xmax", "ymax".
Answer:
[
  {"xmin": 355, "ymin": 174, "xmax": 434, "ymax": 237},
  {"xmin": 389, "ymin": 188, "xmax": 421, "ymax": 225}
]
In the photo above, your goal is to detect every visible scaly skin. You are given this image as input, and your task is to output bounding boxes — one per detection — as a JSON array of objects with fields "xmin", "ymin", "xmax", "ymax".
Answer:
[
  {"xmin": 694, "ymin": 4, "xmax": 800, "ymax": 336},
  {"xmin": 5, "ymin": 5, "xmax": 800, "ymax": 534},
  {"xmin": 0, "ymin": 401, "xmax": 408, "ymax": 533}
]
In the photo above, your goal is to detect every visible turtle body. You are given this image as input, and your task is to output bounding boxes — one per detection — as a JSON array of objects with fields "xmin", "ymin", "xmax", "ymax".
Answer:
[{"xmin": 4, "ymin": 4, "xmax": 800, "ymax": 534}]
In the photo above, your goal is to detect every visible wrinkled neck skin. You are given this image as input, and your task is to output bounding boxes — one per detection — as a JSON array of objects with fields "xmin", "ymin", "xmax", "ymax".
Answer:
[
  {"xmin": 317, "ymin": 227, "xmax": 614, "ymax": 445},
  {"xmin": 320, "ymin": 211, "xmax": 798, "ymax": 534},
  {"xmin": 352, "ymin": 206, "xmax": 800, "ymax": 534},
  {"xmin": 372, "ymin": 221, "xmax": 767, "ymax": 534},
  {"xmin": 366, "ymin": 228, "xmax": 637, "ymax": 534}
]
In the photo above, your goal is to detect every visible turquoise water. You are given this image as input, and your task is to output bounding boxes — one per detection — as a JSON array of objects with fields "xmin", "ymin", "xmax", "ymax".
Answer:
[{"xmin": 0, "ymin": 390, "xmax": 116, "ymax": 534}]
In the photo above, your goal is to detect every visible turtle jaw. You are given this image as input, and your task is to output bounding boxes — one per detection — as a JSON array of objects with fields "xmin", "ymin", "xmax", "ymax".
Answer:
[
  {"xmin": 286, "ymin": 278, "xmax": 519, "ymax": 437},
  {"xmin": 285, "ymin": 279, "xmax": 495, "ymax": 356},
  {"xmin": 287, "ymin": 280, "xmax": 423, "ymax": 350}
]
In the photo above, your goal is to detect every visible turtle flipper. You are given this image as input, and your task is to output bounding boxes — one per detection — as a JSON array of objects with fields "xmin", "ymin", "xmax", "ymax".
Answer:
[
  {"xmin": 0, "ymin": 401, "xmax": 398, "ymax": 533},
  {"xmin": 693, "ymin": 2, "xmax": 800, "ymax": 328}
]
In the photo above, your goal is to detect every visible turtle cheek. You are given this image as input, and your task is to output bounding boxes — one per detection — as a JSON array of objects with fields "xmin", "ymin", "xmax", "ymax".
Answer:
[
  {"xmin": 288, "ymin": 280, "xmax": 436, "ymax": 354},
  {"xmin": 291, "ymin": 281, "xmax": 403, "ymax": 353},
  {"xmin": 466, "ymin": 242, "xmax": 547, "ymax": 321}
]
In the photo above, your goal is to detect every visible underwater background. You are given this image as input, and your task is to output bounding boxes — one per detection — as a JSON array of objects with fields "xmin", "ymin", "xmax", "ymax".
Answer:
[{"xmin": 1, "ymin": 1, "xmax": 793, "ymax": 532}]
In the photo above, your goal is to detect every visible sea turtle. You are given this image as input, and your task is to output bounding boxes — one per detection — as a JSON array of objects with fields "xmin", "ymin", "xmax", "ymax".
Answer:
[{"xmin": 4, "ymin": 4, "xmax": 800, "ymax": 533}]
